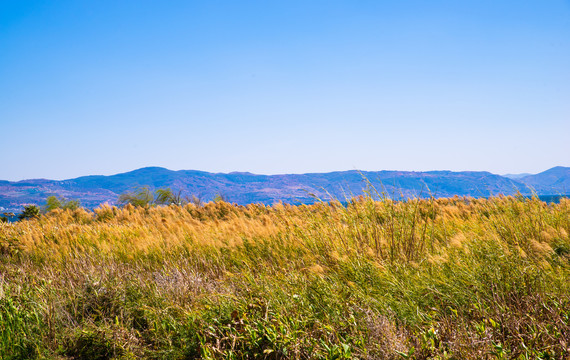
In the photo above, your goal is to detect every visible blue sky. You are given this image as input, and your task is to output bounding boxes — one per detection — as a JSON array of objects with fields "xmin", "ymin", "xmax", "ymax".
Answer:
[{"xmin": 1, "ymin": 0, "xmax": 569, "ymax": 181}]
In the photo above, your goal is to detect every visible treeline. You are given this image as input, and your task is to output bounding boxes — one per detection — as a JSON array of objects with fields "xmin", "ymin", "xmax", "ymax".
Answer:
[
  {"xmin": 0, "ymin": 187, "xmax": 216, "ymax": 222},
  {"xmin": 117, "ymin": 186, "xmax": 207, "ymax": 207}
]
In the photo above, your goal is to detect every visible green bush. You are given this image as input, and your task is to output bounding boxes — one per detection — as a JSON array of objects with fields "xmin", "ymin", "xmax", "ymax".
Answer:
[
  {"xmin": 45, "ymin": 195, "xmax": 80, "ymax": 212},
  {"xmin": 18, "ymin": 205, "xmax": 40, "ymax": 220},
  {"xmin": 118, "ymin": 187, "xmax": 187, "ymax": 207}
]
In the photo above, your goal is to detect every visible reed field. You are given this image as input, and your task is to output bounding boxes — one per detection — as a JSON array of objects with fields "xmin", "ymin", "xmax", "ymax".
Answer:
[{"xmin": 1, "ymin": 195, "xmax": 569, "ymax": 359}]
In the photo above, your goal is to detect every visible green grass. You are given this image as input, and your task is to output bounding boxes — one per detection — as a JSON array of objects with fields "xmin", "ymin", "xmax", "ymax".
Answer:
[{"xmin": 0, "ymin": 196, "xmax": 569, "ymax": 359}]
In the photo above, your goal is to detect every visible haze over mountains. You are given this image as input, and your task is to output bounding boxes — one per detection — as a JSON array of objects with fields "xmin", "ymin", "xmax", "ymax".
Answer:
[{"xmin": 1, "ymin": 167, "xmax": 569, "ymax": 213}]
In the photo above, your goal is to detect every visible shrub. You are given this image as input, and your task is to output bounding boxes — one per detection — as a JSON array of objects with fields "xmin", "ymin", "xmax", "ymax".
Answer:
[
  {"xmin": 118, "ymin": 187, "xmax": 154, "ymax": 207},
  {"xmin": 18, "ymin": 205, "xmax": 40, "ymax": 220},
  {"xmin": 45, "ymin": 195, "xmax": 80, "ymax": 212},
  {"xmin": 118, "ymin": 187, "xmax": 189, "ymax": 207}
]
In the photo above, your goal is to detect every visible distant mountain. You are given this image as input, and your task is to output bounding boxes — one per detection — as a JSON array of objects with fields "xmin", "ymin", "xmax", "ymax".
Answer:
[
  {"xmin": 518, "ymin": 166, "xmax": 570, "ymax": 194},
  {"xmin": 1, "ymin": 167, "xmax": 567, "ymax": 213},
  {"xmin": 502, "ymin": 173, "xmax": 532, "ymax": 180}
]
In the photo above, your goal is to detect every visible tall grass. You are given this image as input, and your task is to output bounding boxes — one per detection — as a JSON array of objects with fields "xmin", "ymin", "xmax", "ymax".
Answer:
[{"xmin": 0, "ymin": 196, "xmax": 569, "ymax": 359}]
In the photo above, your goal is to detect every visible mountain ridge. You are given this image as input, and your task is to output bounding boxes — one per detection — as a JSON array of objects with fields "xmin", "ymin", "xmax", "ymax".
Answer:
[{"xmin": 1, "ymin": 166, "xmax": 568, "ymax": 213}]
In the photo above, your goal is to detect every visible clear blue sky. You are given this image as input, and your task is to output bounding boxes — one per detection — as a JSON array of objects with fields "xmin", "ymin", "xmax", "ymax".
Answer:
[{"xmin": 1, "ymin": 0, "xmax": 569, "ymax": 181}]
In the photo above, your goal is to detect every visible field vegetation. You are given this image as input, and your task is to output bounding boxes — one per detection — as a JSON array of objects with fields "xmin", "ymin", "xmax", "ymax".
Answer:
[{"xmin": 0, "ymin": 193, "xmax": 569, "ymax": 359}]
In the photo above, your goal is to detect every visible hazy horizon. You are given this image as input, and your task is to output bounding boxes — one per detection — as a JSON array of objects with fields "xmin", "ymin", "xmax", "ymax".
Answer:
[
  {"xmin": 2, "ymin": 1, "xmax": 569, "ymax": 181},
  {"xmin": 2, "ymin": 164, "xmax": 566, "ymax": 182}
]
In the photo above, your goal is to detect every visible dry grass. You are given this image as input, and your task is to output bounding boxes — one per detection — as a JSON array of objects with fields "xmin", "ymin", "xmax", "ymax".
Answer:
[{"xmin": 1, "ymin": 196, "xmax": 569, "ymax": 359}]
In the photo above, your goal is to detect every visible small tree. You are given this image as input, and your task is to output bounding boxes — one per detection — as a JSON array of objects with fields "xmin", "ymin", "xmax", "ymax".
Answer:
[
  {"xmin": 155, "ymin": 188, "xmax": 185, "ymax": 206},
  {"xmin": 118, "ymin": 187, "xmax": 194, "ymax": 207},
  {"xmin": 45, "ymin": 195, "xmax": 80, "ymax": 212},
  {"xmin": 213, "ymin": 193, "xmax": 229, "ymax": 203},
  {"xmin": 64, "ymin": 199, "xmax": 80, "ymax": 211},
  {"xmin": 45, "ymin": 195, "xmax": 62, "ymax": 212},
  {"xmin": 118, "ymin": 187, "xmax": 154, "ymax": 207},
  {"xmin": 18, "ymin": 205, "xmax": 40, "ymax": 220}
]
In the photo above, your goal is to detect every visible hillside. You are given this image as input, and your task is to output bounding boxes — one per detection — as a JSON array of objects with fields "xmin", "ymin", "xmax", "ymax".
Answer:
[
  {"xmin": 2, "ymin": 167, "xmax": 568, "ymax": 213},
  {"xmin": 519, "ymin": 166, "xmax": 570, "ymax": 194}
]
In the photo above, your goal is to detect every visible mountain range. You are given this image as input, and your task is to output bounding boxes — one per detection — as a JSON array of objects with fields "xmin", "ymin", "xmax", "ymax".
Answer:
[{"xmin": 1, "ymin": 166, "xmax": 569, "ymax": 213}]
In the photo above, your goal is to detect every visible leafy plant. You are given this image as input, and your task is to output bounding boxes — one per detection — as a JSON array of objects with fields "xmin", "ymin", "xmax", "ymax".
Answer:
[
  {"xmin": 45, "ymin": 195, "xmax": 80, "ymax": 212},
  {"xmin": 17, "ymin": 204, "xmax": 40, "ymax": 220},
  {"xmin": 118, "ymin": 186, "xmax": 154, "ymax": 207},
  {"xmin": 155, "ymin": 188, "xmax": 184, "ymax": 206},
  {"xmin": 118, "ymin": 187, "xmax": 189, "ymax": 207}
]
